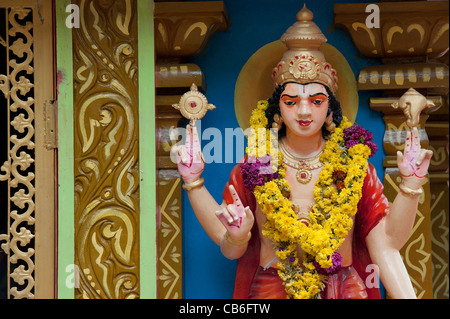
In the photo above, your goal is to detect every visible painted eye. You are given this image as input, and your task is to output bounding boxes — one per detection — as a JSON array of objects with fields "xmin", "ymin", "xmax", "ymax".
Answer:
[
  {"xmin": 284, "ymin": 100, "xmax": 296, "ymax": 106},
  {"xmin": 312, "ymin": 99, "xmax": 324, "ymax": 105}
]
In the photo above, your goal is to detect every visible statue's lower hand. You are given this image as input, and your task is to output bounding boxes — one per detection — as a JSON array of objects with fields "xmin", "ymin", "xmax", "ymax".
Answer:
[
  {"xmin": 171, "ymin": 124, "xmax": 205, "ymax": 183},
  {"xmin": 397, "ymin": 127, "xmax": 433, "ymax": 189},
  {"xmin": 216, "ymin": 185, "xmax": 255, "ymax": 243}
]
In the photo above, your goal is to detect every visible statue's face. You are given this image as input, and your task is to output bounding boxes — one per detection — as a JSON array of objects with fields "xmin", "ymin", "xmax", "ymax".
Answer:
[{"xmin": 279, "ymin": 82, "xmax": 329, "ymax": 138}]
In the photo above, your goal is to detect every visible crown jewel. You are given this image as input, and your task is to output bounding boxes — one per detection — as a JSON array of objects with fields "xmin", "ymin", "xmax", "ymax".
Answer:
[{"xmin": 272, "ymin": 4, "xmax": 338, "ymax": 93}]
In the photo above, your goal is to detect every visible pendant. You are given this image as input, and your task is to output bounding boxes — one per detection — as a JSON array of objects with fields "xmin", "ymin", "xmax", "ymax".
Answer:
[
  {"xmin": 298, "ymin": 218, "xmax": 310, "ymax": 227},
  {"xmin": 296, "ymin": 161, "xmax": 312, "ymax": 184},
  {"xmin": 292, "ymin": 203, "xmax": 311, "ymax": 227}
]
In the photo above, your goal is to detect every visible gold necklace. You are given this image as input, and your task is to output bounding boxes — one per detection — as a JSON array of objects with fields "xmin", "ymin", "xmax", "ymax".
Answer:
[{"xmin": 280, "ymin": 141, "xmax": 324, "ymax": 184}]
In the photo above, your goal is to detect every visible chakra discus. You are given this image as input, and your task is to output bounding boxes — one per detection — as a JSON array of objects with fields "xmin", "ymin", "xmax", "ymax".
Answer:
[{"xmin": 172, "ymin": 83, "xmax": 216, "ymax": 126}]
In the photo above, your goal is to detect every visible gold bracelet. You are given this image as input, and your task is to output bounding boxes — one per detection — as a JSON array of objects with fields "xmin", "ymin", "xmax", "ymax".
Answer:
[
  {"xmin": 399, "ymin": 183, "xmax": 423, "ymax": 197},
  {"xmin": 223, "ymin": 231, "xmax": 251, "ymax": 246},
  {"xmin": 182, "ymin": 177, "xmax": 204, "ymax": 191}
]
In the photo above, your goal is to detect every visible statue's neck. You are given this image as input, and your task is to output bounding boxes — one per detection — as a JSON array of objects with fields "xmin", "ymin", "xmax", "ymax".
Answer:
[{"xmin": 282, "ymin": 130, "xmax": 325, "ymax": 158}]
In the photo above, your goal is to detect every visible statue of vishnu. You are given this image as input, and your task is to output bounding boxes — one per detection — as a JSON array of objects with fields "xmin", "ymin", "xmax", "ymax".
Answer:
[{"xmin": 171, "ymin": 5, "xmax": 433, "ymax": 299}]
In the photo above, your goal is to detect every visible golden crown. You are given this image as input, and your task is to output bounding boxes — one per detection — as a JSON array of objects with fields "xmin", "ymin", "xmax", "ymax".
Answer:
[{"xmin": 272, "ymin": 5, "xmax": 338, "ymax": 93}]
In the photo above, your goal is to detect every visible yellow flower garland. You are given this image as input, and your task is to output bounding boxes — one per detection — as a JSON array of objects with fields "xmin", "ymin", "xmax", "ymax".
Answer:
[{"xmin": 247, "ymin": 100, "xmax": 372, "ymax": 299}]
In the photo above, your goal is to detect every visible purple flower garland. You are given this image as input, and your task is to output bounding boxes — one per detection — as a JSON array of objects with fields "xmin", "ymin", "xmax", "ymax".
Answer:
[
  {"xmin": 240, "ymin": 155, "xmax": 278, "ymax": 192},
  {"xmin": 313, "ymin": 252, "xmax": 343, "ymax": 275},
  {"xmin": 343, "ymin": 124, "xmax": 378, "ymax": 157}
]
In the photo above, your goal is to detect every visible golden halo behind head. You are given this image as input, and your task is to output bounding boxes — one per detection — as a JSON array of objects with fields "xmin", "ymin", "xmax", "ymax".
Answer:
[{"xmin": 234, "ymin": 40, "xmax": 358, "ymax": 130}]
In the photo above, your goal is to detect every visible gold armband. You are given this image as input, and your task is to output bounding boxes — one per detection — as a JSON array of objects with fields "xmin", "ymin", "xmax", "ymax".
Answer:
[
  {"xmin": 223, "ymin": 231, "xmax": 251, "ymax": 246},
  {"xmin": 182, "ymin": 177, "xmax": 204, "ymax": 191},
  {"xmin": 399, "ymin": 183, "xmax": 423, "ymax": 197}
]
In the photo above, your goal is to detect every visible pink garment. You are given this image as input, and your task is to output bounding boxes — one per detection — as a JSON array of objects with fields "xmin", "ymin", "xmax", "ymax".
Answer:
[
  {"xmin": 326, "ymin": 265, "xmax": 368, "ymax": 299},
  {"xmin": 248, "ymin": 267, "xmax": 287, "ymax": 299},
  {"xmin": 223, "ymin": 160, "xmax": 389, "ymax": 299},
  {"xmin": 248, "ymin": 265, "xmax": 368, "ymax": 299}
]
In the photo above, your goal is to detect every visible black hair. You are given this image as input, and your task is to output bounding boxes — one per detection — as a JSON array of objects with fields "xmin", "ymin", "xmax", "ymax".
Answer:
[{"xmin": 265, "ymin": 83, "xmax": 343, "ymax": 139}]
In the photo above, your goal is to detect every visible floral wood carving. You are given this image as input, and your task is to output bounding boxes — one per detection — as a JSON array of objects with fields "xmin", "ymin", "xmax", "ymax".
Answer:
[
  {"xmin": 0, "ymin": 7, "xmax": 36, "ymax": 299},
  {"xmin": 73, "ymin": 0, "xmax": 140, "ymax": 299}
]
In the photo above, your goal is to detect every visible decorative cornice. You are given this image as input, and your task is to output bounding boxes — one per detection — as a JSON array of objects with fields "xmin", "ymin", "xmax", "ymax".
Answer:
[
  {"xmin": 334, "ymin": 1, "xmax": 449, "ymax": 59},
  {"xmin": 156, "ymin": 63, "xmax": 205, "ymax": 93},
  {"xmin": 357, "ymin": 63, "xmax": 449, "ymax": 95},
  {"xmin": 155, "ymin": 1, "xmax": 230, "ymax": 61}
]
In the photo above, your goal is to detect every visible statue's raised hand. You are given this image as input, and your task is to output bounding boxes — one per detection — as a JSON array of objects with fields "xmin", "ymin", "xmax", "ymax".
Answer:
[
  {"xmin": 172, "ymin": 124, "xmax": 205, "ymax": 183},
  {"xmin": 215, "ymin": 185, "xmax": 254, "ymax": 243},
  {"xmin": 397, "ymin": 127, "xmax": 433, "ymax": 189}
]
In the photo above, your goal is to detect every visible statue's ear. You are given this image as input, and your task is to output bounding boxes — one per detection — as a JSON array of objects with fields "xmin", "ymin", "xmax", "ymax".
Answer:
[{"xmin": 326, "ymin": 111, "xmax": 334, "ymax": 123}]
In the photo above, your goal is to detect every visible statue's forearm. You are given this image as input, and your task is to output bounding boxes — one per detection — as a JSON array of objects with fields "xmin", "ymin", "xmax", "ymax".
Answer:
[
  {"xmin": 187, "ymin": 183, "xmax": 253, "ymax": 260},
  {"xmin": 373, "ymin": 246, "xmax": 417, "ymax": 299},
  {"xmin": 366, "ymin": 220, "xmax": 417, "ymax": 299},
  {"xmin": 220, "ymin": 235, "xmax": 249, "ymax": 260},
  {"xmin": 385, "ymin": 190, "xmax": 420, "ymax": 250},
  {"xmin": 186, "ymin": 185, "xmax": 226, "ymax": 245}
]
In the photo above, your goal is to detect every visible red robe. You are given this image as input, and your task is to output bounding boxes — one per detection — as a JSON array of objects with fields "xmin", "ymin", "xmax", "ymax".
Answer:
[{"xmin": 222, "ymin": 161, "xmax": 389, "ymax": 299}]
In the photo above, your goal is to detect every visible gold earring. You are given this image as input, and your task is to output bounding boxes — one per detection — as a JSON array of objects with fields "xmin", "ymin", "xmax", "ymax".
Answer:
[
  {"xmin": 325, "ymin": 115, "xmax": 335, "ymax": 132},
  {"xmin": 272, "ymin": 113, "xmax": 283, "ymax": 130}
]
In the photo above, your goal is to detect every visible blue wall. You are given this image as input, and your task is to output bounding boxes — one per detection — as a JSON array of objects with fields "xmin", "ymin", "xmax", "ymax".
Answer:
[{"xmin": 184, "ymin": 0, "xmax": 384, "ymax": 298}]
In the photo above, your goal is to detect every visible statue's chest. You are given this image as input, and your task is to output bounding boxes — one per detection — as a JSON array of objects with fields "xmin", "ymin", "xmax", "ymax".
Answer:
[{"xmin": 284, "ymin": 166, "xmax": 323, "ymax": 220}]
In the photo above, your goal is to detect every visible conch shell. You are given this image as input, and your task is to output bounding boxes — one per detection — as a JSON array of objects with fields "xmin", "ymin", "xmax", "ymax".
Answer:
[{"xmin": 391, "ymin": 88, "xmax": 435, "ymax": 128}]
